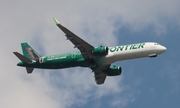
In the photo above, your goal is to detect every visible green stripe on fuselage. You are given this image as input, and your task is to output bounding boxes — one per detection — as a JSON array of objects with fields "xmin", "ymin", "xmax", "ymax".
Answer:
[{"xmin": 18, "ymin": 52, "xmax": 90, "ymax": 69}]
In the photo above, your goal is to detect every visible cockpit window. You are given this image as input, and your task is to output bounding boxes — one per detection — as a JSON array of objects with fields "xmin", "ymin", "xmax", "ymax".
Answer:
[{"xmin": 154, "ymin": 43, "xmax": 159, "ymax": 45}]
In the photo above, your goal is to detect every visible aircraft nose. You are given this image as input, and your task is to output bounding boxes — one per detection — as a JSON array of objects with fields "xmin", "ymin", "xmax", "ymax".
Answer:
[{"xmin": 160, "ymin": 46, "xmax": 167, "ymax": 53}]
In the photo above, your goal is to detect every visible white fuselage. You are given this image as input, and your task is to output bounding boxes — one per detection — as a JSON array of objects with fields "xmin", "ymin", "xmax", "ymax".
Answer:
[{"xmin": 96, "ymin": 42, "xmax": 166, "ymax": 65}]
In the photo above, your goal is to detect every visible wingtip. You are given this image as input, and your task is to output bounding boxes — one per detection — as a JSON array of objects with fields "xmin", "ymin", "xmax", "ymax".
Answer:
[{"xmin": 53, "ymin": 17, "xmax": 59, "ymax": 25}]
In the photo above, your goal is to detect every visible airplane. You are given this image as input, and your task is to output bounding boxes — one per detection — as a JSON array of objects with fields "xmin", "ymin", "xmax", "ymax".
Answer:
[{"xmin": 13, "ymin": 18, "xmax": 166, "ymax": 85}]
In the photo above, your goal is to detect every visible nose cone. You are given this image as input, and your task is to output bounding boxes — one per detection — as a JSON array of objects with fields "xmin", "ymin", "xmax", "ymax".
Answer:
[
  {"xmin": 161, "ymin": 46, "xmax": 167, "ymax": 52},
  {"xmin": 159, "ymin": 46, "xmax": 167, "ymax": 54}
]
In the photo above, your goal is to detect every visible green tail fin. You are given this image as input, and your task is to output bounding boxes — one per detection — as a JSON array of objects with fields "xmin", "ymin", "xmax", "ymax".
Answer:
[{"xmin": 21, "ymin": 42, "xmax": 41, "ymax": 61}]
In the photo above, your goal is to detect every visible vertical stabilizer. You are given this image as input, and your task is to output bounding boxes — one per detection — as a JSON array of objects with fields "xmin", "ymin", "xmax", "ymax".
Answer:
[
  {"xmin": 21, "ymin": 42, "xmax": 41, "ymax": 60},
  {"xmin": 13, "ymin": 42, "xmax": 40, "ymax": 74}
]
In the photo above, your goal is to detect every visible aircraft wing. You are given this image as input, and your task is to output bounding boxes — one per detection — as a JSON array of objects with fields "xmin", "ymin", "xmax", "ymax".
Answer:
[
  {"xmin": 92, "ymin": 65, "xmax": 110, "ymax": 85},
  {"xmin": 53, "ymin": 18, "xmax": 94, "ymax": 60}
]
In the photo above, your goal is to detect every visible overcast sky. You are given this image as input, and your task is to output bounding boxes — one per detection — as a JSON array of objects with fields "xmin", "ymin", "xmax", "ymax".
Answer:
[{"xmin": 0, "ymin": 0, "xmax": 180, "ymax": 108}]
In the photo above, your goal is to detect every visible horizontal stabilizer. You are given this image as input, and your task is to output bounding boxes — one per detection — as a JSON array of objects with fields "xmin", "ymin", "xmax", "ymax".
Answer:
[
  {"xmin": 26, "ymin": 67, "xmax": 34, "ymax": 74},
  {"xmin": 13, "ymin": 52, "xmax": 32, "ymax": 63}
]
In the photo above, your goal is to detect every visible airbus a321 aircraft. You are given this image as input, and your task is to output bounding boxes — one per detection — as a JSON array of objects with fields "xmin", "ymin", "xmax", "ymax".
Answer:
[{"xmin": 13, "ymin": 18, "xmax": 166, "ymax": 85}]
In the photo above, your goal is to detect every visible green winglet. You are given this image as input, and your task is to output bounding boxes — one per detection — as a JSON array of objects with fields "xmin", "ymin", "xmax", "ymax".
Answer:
[{"xmin": 53, "ymin": 18, "xmax": 59, "ymax": 25}]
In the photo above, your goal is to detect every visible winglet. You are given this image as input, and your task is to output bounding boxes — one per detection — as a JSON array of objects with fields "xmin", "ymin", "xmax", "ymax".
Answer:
[{"xmin": 53, "ymin": 18, "xmax": 59, "ymax": 25}]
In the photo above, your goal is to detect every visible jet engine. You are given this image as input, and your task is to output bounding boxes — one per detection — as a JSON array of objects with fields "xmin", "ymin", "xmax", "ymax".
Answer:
[
  {"xmin": 106, "ymin": 66, "xmax": 122, "ymax": 76},
  {"xmin": 92, "ymin": 46, "xmax": 108, "ymax": 56}
]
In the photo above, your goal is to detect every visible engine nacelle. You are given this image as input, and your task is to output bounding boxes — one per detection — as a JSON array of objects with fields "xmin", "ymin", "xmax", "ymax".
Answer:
[
  {"xmin": 106, "ymin": 66, "xmax": 122, "ymax": 76},
  {"xmin": 92, "ymin": 46, "xmax": 108, "ymax": 56}
]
